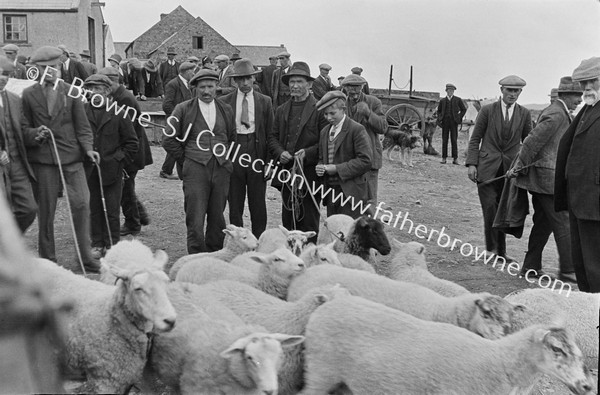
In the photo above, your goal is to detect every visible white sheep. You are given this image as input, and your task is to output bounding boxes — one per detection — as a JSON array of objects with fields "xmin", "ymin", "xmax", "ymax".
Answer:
[
  {"xmin": 257, "ymin": 225, "xmax": 316, "ymax": 255},
  {"xmin": 505, "ymin": 288, "xmax": 599, "ymax": 368},
  {"xmin": 299, "ymin": 243, "xmax": 341, "ymax": 268},
  {"xmin": 336, "ymin": 252, "xmax": 376, "ymax": 273},
  {"xmin": 300, "ymin": 294, "xmax": 593, "ymax": 395},
  {"xmin": 176, "ymin": 248, "xmax": 306, "ymax": 299},
  {"xmin": 35, "ymin": 258, "xmax": 176, "ymax": 394},
  {"xmin": 168, "ymin": 224, "xmax": 258, "ymax": 280},
  {"xmin": 316, "ymin": 214, "xmax": 353, "ymax": 246},
  {"xmin": 288, "ymin": 264, "xmax": 520, "ymax": 339},
  {"xmin": 99, "ymin": 239, "xmax": 169, "ymax": 285}
]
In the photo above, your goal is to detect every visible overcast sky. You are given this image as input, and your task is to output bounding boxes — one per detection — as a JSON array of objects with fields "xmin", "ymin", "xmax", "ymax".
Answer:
[{"xmin": 104, "ymin": 0, "xmax": 600, "ymax": 104}]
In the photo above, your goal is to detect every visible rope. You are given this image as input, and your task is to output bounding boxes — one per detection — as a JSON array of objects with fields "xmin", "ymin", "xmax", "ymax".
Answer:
[
  {"xmin": 93, "ymin": 160, "xmax": 113, "ymax": 249},
  {"xmin": 392, "ymin": 78, "xmax": 410, "ymax": 90},
  {"xmin": 281, "ymin": 158, "xmax": 307, "ymax": 224}
]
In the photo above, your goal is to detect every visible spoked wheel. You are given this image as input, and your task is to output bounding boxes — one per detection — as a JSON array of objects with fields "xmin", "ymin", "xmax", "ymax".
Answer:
[{"xmin": 385, "ymin": 104, "xmax": 424, "ymax": 134}]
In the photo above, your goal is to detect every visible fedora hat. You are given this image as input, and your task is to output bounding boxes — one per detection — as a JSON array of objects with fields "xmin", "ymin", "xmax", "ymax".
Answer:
[
  {"xmin": 166, "ymin": 47, "xmax": 177, "ymax": 55},
  {"xmin": 230, "ymin": 53, "xmax": 241, "ymax": 61},
  {"xmin": 282, "ymin": 61, "xmax": 314, "ymax": 85},
  {"xmin": 230, "ymin": 58, "xmax": 260, "ymax": 78},
  {"xmin": 108, "ymin": 54, "xmax": 122, "ymax": 64},
  {"xmin": 557, "ymin": 76, "xmax": 583, "ymax": 93},
  {"xmin": 144, "ymin": 59, "xmax": 158, "ymax": 72},
  {"xmin": 80, "ymin": 49, "xmax": 91, "ymax": 58}
]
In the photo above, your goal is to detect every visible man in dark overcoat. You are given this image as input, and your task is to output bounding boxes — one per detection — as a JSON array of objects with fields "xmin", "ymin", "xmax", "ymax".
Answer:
[{"xmin": 437, "ymin": 83, "xmax": 467, "ymax": 164}]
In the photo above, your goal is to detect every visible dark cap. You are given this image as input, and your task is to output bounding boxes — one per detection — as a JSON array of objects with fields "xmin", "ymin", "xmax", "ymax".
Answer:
[
  {"xmin": 445, "ymin": 83, "xmax": 457, "ymax": 90},
  {"xmin": 189, "ymin": 69, "xmax": 219, "ymax": 86},
  {"xmin": 83, "ymin": 74, "xmax": 112, "ymax": 89},
  {"xmin": 29, "ymin": 46, "xmax": 63, "ymax": 66},
  {"xmin": 108, "ymin": 54, "xmax": 122, "ymax": 64}
]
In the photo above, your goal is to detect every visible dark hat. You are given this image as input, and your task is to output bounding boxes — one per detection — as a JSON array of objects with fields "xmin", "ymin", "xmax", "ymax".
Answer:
[
  {"xmin": 498, "ymin": 75, "xmax": 526, "ymax": 88},
  {"xmin": 351, "ymin": 67, "xmax": 363, "ymax": 74},
  {"xmin": 282, "ymin": 61, "xmax": 314, "ymax": 85},
  {"xmin": 144, "ymin": 60, "xmax": 157, "ymax": 72},
  {"xmin": 2, "ymin": 44, "xmax": 19, "ymax": 53},
  {"xmin": 445, "ymin": 83, "xmax": 457, "ymax": 90},
  {"xmin": 230, "ymin": 58, "xmax": 260, "ymax": 78},
  {"xmin": 319, "ymin": 63, "xmax": 332, "ymax": 71},
  {"xmin": 341, "ymin": 74, "xmax": 367, "ymax": 86},
  {"xmin": 201, "ymin": 56, "xmax": 212, "ymax": 65},
  {"xmin": 316, "ymin": 90, "xmax": 347, "ymax": 111},
  {"xmin": 83, "ymin": 74, "xmax": 112, "ymax": 89},
  {"xmin": 572, "ymin": 57, "xmax": 600, "ymax": 82},
  {"xmin": 80, "ymin": 49, "xmax": 91, "ymax": 58},
  {"xmin": 179, "ymin": 61, "xmax": 196, "ymax": 73},
  {"xmin": 557, "ymin": 76, "xmax": 583, "ymax": 93},
  {"xmin": 98, "ymin": 67, "xmax": 119, "ymax": 78},
  {"xmin": 108, "ymin": 54, "xmax": 122, "ymax": 64},
  {"xmin": 29, "ymin": 46, "xmax": 63, "ymax": 66},
  {"xmin": 166, "ymin": 47, "xmax": 177, "ymax": 55},
  {"xmin": 189, "ymin": 69, "xmax": 219, "ymax": 86},
  {"xmin": 0, "ymin": 55, "xmax": 15, "ymax": 74},
  {"xmin": 230, "ymin": 53, "xmax": 241, "ymax": 61},
  {"xmin": 16, "ymin": 55, "xmax": 26, "ymax": 65}
]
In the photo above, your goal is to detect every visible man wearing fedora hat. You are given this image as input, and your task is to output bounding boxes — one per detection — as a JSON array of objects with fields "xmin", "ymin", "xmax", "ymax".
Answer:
[
  {"xmin": 268, "ymin": 61, "xmax": 327, "ymax": 241},
  {"xmin": 271, "ymin": 51, "xmax": 292, "ymax": 108},
  {"xmin": 466, "ymin": 75, "xmax": 532, "ymax": 262},
  {"xmin": 2, "ymin": 44, "xmax": 26, "ymax": 79},
  {"xmin": 163, "ymin": 69, "xmax": 236, "ymax": 253},
  {"xmin": 437, "ymin": 83, "xmax": 467, "ymax": 165},
  {"xmin": 108, "ymin": 54, "xmax": 128, "ymax": 88},
  {"xmin": 159, "ymin": 47, "xmax": 180, "ymax": 91},
  {"xmin": 230, "ymin": 53, "xmax": 242, "ymax": 65},
  {"xmin": 260, "ymin": 56, "xmax": 278, "ymax": 97},
  {"xmin": 215, "ymin": 54, "xmax": 236, "ymax": 96},
  {"xmin": 508, "ymin": 77, "xmax": 582, "ymax": 283},
  {"xmin": 555, "ymin": 57, "xmax": 600, "ymax": 292},
  {"xmin": 312, "ymin": 63, "xmax": 335, "ymax": 101},
  {"xmin": 57, "ymin": 44, "xmax": 89, "ymax": 85},
  {"xmin": 79, "ymin": 50, "xmax": 97, "ymax": 76},
  {"xmin": 221, "ymin": 58, "xmax": 274, "ymax": 238},
  {"xmin": 141, "ymin": 60, "xmax": 163, "ymax": 99}
]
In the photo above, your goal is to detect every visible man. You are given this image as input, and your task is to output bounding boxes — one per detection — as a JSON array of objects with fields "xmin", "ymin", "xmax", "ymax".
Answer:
[
  {"xmin": 555, "ymin": 57, "xmax": 600, "ymax": 292},
  {"xmin": 316, "ymin": 91, "xmax": 371, "ymax": 217},
  {"xmin": 215, "ymin": 54, "xmax": 236, "ymax": 96},
  {"xmin": 159, "ymin": 47, "xmax": 180, "ymax": 91},
  {"xmin": 466, "ymin": 75, "xmax": 532, "ymax": 261},
  {"xmin": 549, "ymin": 88, "xmax": 558, "ymax": 104},
  {"xmin": 341, "ymin": 74, "xmax": 388, "ymax": 204},
  {"xmin": 0, "ymin": 55, "xmax": 36, "ymax": 232},
  {"xmin": 79, "ymin": 50, "xmax": 97, "ymax": 76},
  {"xmin": 230, "ymin": 53, "xmax": 242, "ymax": 65},
  {"xmin": 337, "ymin": 76, "xmax": 345, "ymax": 90},
  {"xmin": 108, "ymin": 54, "xmax": 128, "ymax": 87},
  {"xmin": 187, "ymin": 56, "xmax": 200, "ymax": 65},
  {"xmin": 141, "ymin": 60, "xmax": 163, "ymax": 99},
  {"xmin": 128, "ymin": 58, "xmax": 145, "ymax": 99},
  {"xmin": 312, "ymin": 63, "xmax": 335, "ymax": 101},
  {"xmin": 57, "ymin": 44, "xmax": 89, "ymax": 85},
  {"xmin": 98, "ymin": 67, "xmax": 153, "ymax": 237},
  {"xmin": 351, "ymin": 67, "xmax": 370, "ymax": 95},
  {"xmin": 221, "ymin": 58, "xmax": 274, "ymax": 238},
  {"xmin": 271, "ymin": 51, "xmax": 292, "ymax": 108},
  {"xmin": 163, "ymin": 69, "xmax": 235, "ymax": 253},
  {"xmin": 160, "ymin": 61, "xmax": 195, "ymax": 180},
  {"xmin": 21, "ymin": 46, "xmax": 100, "ymax": 272},
  {"xmin": 2, "ymin": 44, "xmax": 26, "ymax": 79},
  {"xmin": 260, "ymin": 56, "xmax": 278, "ymax": 97},
  {"xmin": 268, "ymin": 61, "xmax": 327, "ymax": 242},
  {"xmin": 437, "ymin": 83, "xmax": 467, "ymax": 165},
  {"xmin": 507, "ymin": 76, "xmax": 581, "ymax": 283}
]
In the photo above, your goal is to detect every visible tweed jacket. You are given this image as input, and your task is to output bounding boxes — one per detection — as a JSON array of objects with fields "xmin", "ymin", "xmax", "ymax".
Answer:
[
  {"xmin": 346, "ymin": 93, "xmax": 388, "ymax": 170},
  {"xmin": 163, "ymin": 76, "xmax": 192, "ymax": 116},
  {"xmin": 159, "ymin": 60, "xmax": 180, "ymax": 89},
  {"xmin": 217, "ymin": 65, "xmax": 236, "ymax": 96},
  {"xmin": 318, "ymin": 116, "xmax": 372, "ymax": 201},
  {"xmin": 311, "ymin": 75, "xmax": 334, "ymax": 101},
  {"xmin": 0, "ymin": 90, "xmax": 35, "ymax": 180},
  {"xmin": 514, "ymin": 100, "xmax": 570, "ymax": 195},
  {"xmin": 554, "ymin": 103, "xmax": 600, "ymax": 220},
  {"xmin": 466, "ymin": 100, "xmax": 532, "ymax": 182},
  {"xmin": 437, "ymin": 95, "xmax": 467, "ymax": 125},
  {"xmin": 260, "ymin": 64, "xmax": 277, "ymax": 97},
  {"xmin": 59, "ymin": 59, "xmax": 89, "ymax": 85},
  {"xmin": 271, "ymin": 66, "xmax": 291, "ymax": 108}
]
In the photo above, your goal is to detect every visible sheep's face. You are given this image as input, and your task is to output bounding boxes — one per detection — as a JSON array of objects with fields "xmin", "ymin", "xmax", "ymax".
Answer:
[
  {"xmin": 390, "ymin": 239, "xmax": 427, "ymax": 269},
  {"xmin": 534, "ymin": 328, "xmax": 593, "ymax": 395},
  {"xmin": 469, "ymin": 295, "xmax": 515, "ymax": 339},
  {"xmin": 315, "ymin": 245, "xmax": 341, "ymax": 266},
  {"xmin": 354, "ymin": 217, "xmax": 391, "ymax": 255},
  {"xmin": 268, "ymin": 248, "xmax": 306, "ymax": 279},
  {"xmin": 286, "ymin": 231, "xmax": 316, "ymax": 256},
  {"xmin": 224, "ymin": 226, "xmax": 259, "ymax": 251}
]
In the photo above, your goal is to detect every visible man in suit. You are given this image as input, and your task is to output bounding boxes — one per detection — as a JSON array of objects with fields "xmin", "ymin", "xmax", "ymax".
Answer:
[
  {"xmin": 57, "ymin": 44, "xmax": 89, "ymax": 85},
  {"xmin": 2, "ymin": 44, "xmax": 27, "ymax": 79},
  {"xmin": 312, "ymin": 63, "xmax": 335, "ymax": 101},
  {"xmin": 159, "ymin": 47, "xmax": 180, "ymax": 91},
  {"xmin": 351, "ymin": 67, "xmax": 370, "ymax": 95},
  {"xmin": 79, "ymin": 50, "xmax": 97, "ymax": 76},
  {"xmin": 271, "ymin": 51, "xmax": 292, "ymax": 108},
  {"xmin": 160, "ymin": 61, "xmax": 195, "ymax": 180},
  {"xmin": 437, "ymin": 83, "xmax": 467, "ymax": 164},
  {"xmin": 163, "ymin": 69, "xmax": 236, "ymax": 253},
  {"xmin": 508, "ymin": 77, "xmax": 582, "ymax": 282},
  {"xmin": 141, "ymin": 60, "xmax": 163, "ymax": 99},
  {"xmin": 316, "ymin": 91, "xmax": 372, "ymax": 218},
  {"xmin": 21, "ymin": 46, "xmax": 100, "ymax": 272},
  {"xmin": 555, "ymin": 57, "xmax": 600, "ymax": 292},
  {"xmin": 0, "ymin": 55, "xmax": 36, "ymax": 232},
  {"xmin": 215, "ymin": 54, "xmax": 236, "ymax": 97},
  {"xmin": 108, "ymin": 54, "xmax": 128, "ymax": 88},
  {"xmin": 268, "ymin": 61, "xmax": 327, "ymax": 242},
  {"xmin": 466, "ymin": 75, "xmax": 532, "ymax": 262},
  {"xmin": 221, "ymin": 59, "xmax": 274, "ymax": 238},
  {"xmin": 341, "ymin": 74, "xmax": 388, "ymax": 204},
  {"xmin": 260, "ymin": 56, "xmax": 278, "ymax": 97}
]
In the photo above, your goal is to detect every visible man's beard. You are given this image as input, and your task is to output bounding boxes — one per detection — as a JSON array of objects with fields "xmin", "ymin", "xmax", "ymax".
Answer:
[{"xmin": 583, "ymin": 90, "xmax": 599, "ymax": 106}]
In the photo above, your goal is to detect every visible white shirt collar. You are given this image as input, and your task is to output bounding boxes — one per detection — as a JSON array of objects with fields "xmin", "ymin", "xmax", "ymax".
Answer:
[
  {"xmin": 330, "ymin": 115, "xmax": 346, "ymax": 140},
  {"xmin": 64, "ymin": 58, "xmax": 70, "ymax": 68},
  {"xmin": 556, "ymin": 98, "xmax": 570, "ymax": 114},
  {"xmin": 178, "ymin": 74, "xmax": 189, "ymax": 89}
]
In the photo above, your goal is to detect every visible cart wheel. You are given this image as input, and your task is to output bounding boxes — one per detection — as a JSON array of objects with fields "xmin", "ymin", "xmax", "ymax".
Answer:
[{"xmin": 385, "ymin": 103, "xmax": 425, "ymax": 134}]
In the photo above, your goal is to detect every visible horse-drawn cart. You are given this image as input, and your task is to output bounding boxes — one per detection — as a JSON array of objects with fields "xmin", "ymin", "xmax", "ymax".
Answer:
[{"xmin": 371, "ymin": 88, "xmax": 440, "ymax": 135}]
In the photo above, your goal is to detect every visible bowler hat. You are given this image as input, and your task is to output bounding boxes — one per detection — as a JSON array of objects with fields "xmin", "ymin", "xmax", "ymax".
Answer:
[
  {"xmin": 179, "ymin": 61, "xmax": 196, "ymax": 73},
  {"xmin": 316, "ymin": 90, "xmax": 347, "ymax": 111},
  {"xmin": 98, "ymin": 67, "xmax": 119, "ymax": 78},
  {"xmin": 557, "ymin": 76, "xmax": 583, "ymax": 93},
  {"xmin": 230, "ymin": 53, "xmax": 241, "ymax": 61},
  {"xmin": 445, "ymin": 83, "xmax": 457, "ymax": 90},
  {"xmin": 572, "ymin": 57, "xmax": 600, "ymax": 82},
  {"xmin": 230, "ymin": 58, "xmax": 260, "ymax": 78},
  {"xmin": 83, "ymin": 74, "xmax": 112, "ymax": 89},
  {"xmin": 351, "ymin": 67, "xmax": 363, "ymax": 74},
  {"xmin": 215, "ymin": 54, "xmax": 230, "ymax": 62},
  {"xmin": 108, "ymin": 54, "xmax": 122, "ymax": 64},
  {"xmin": 0, "ymin": 55, "xmax": 15, "ymax": 74},
  {"xmin": 189, "ymin": 69, "xmax": 219, "ymax": 86},
  {"xmin": 166, "ymin": 47, "xmax": 177, "ymax": 55},
  {"xmin": 29, "ymin": 46, "xmax": 63, "ymax": 66},
  {"xmin": 498, "ymin": 75, "xmax": 526, "ymax": 88},
  {"xmin": 319, "ymin": 63, "xmax": 332, "ymax": 71},
  {"xmin": 144, "ymin": 59, "xmax": 158, "ymax": 72},
  {"xmin": 80, "ymin": 49, "xmax": 91, "ymax": 58},
  {"xmin": 341, "ymin": 74, "xmax": 367, "ymax": 86},
  {"xmin": 2, "ymin": 44, "xmax": 19, "ymax": 53},
  {"xmin": 282, "ymin": 61, "xmax": 314, "ymax": 85}
]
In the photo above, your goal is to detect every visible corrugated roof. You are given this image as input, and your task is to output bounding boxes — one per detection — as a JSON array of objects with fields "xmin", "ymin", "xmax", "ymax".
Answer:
[
  {"xmin": 0, "ymin": 0, "xmax": 80, "ymax": 10},
  {"xmin": 236, "ymin": 45, "xmax": 287, "ymax": 67}
]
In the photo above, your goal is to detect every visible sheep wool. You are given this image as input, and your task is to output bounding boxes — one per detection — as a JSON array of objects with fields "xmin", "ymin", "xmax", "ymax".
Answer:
[
  {"xmin": 99, "ymin": 239, "xmax": 169, "ymax": 285},
  {"xmin": 257, "ymin": 226, "xmax": 316, "ymax": 255},
  {"xmin": 299, "ymin": 243, "xmax": 341, "ymax": 268}
]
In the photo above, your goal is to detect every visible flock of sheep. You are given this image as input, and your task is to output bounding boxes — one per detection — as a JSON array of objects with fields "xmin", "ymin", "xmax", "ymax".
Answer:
[{"xmin": 36, "ymin": 214, "xmax": 598, "ymax": 394}]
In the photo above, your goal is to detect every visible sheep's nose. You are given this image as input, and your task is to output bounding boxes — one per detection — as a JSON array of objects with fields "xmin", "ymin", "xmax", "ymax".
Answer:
[
  {"xmin": 163, "ymin": 318, "xmax": 176, "ymax": 330},
  {"xmin": 298, "ymin": 262, "xmax": 305, "ymax": 268},
  {"xmin": 580, "ymin": 382, "xmax": 592, "ymax": 392}
]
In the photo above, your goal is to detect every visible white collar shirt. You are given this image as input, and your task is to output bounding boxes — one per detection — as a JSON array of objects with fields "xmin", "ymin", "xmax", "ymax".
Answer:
[
  {"xmin": 447, "ymin": 95, "xmax": 453, "ymax": 101},
  {"xmin": 235, "ymin": 89, "xmax": 255, "ymax": 134},
  {"xmin": 329, "ymin": 115, "xmax": 346, "ymax": 141},
  {"xmin": 169, "ymin": 60, "xmax": 175, "ymax": 67},
  {"xmin": 501, "ymin": 100, "xmax": 516, "ymax": 121},
  {"xmin": 63, "ymin": 58, "xmax": 70, "ymax": 70},
  {"xmin": 198, "ymin": 99, "xmax": 216, "ymax": 130},
  {"xmin": 178, "ymin": 74, "xmax": 189, "ymax": 90}
]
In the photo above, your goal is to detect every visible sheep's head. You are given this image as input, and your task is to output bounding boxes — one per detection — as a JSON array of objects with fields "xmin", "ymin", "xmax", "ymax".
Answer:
[
  {"xmin": 223, "ymin": 225, "xmax": 259, "ymax": 252},
  {"xmin": 532, "ymin": 327, "xmax": 593, "ymax": 395},
  {"xmin": 220, "ymin": 333, "xmax": 305, "ymax": 394},
  {"xmin": 278, "ymin": 225, "xmax": 316, "ymax": 256},
  {"xmin": 466, "ymin": 294, "xmax": 524, "ymax": 340},
  {"xmin": 254, "ymin": 248, "xmax": 306, "ymax": 279},
  {"xmin": 314, "ymin": 243, "xmax": 341, "ymax": 266},
  {"xmin": 353, "ymin": 217, "xmax": 391, "ymax": 255},
  {"xmin": 390, "ymin": 239, "xmax": 427, "ymax": 269},
  {"xmin": 99, "ymin": 239, "xmax": 169, "ymax": 284}
]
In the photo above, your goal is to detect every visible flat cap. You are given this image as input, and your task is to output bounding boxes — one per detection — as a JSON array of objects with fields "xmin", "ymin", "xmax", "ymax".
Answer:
[
  {"xmin": 498, "ymin": 75, "xmax": 526, "ymax": 88},
  {"xmin": 557, "ymin": 76, "xmax": 583, "ymax": 93},
  {"xmin": 128, "ymin": 58, "xmax": 142, "ymax": 70},
  {"xmin": 445, "ymin": 83, "xmax": 457, "ymax": 90},
  {"xmin": 108, "ymin": 54, "xmax": 122, "ymax": 64},
  {"xmin": 319, "ymin": 63, "xmax": 332, "ymax": 71},
  {"xmin": 2, "ymin": 44, "xmax": 19, "ymax": 53},
  {"xmin": 351, "ymin": 67, "xmax": 363, "ymax": 74},
  {"xmin": 277, "ymin": 51, "xmax": 291, "ymax": 58},
  {"xmin": 316, "ymin": 90, "xmax": 347, "ymax": 111},
  {"xmin": 57, "ymin": 44, "xmax": 69, "ymax": 54},
  {"xmin": 29, "ymin": 46, "xmax": 63, "ymax": 66},
  {"xmin": 572, "ymin": 57, "xmax": 600, "ymax": 82},
  {"xmin": 187, "ymin": 56, "xmax": 200, "ymax": 63},
  {"xmin": 342, "ymin": 74, "xmax": 367, "ymax": 86},
  {"xmin": 83, "ymin": 74, "xmax": 112, "ymax": 89},
  {"xmin": 98, "ymin": 67, "xmax": 119, "ymax": 77},
  {"xmin": 189, "ymin": 69, "xmax": 219, "ymax": 86},
  {"xmin": 0, "ymin": 55, "xmax": 15, "ymax": 74},
  {"xmin": 214, "ymin": 54, "xmax": 230, "ymax": 62},
  {"xmin": 179, "ymin": 61, "xmax": 196, "ymax": 73}
]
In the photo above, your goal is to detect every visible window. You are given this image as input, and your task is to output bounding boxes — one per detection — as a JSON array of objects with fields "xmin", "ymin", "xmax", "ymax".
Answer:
[
  {"xmin": 3, "ymin": 15, "xmax": 27, "ymax": 43},
  {"xmin": 192, "ymin": 36, "xmax": 203, "ymax": 50}
]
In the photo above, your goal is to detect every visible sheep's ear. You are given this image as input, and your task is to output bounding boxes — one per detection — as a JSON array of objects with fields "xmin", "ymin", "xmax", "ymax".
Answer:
[
  {"xmin": 304, "ymin": 231, "xmax": 316, "ymax": 239},
  {"xmin": 278, "ymin": 225, "xmax": 290, "ymax": 236},
  {"xmin": 107, "ymin": 263, "xmax": 132, "ymax": 281},
  {"xmin": 391, "ymin": 238, "xmax": 403, "ymax": 248},
  {"xmin": 153, "ymin": 249, "xmax": 169, "ymax": 270},
  {"xmin": 269, "ymin": 334, "xmax": 305, "ymax": 348},
  {"xmin": 512, "ymin": 304, "xmax": 527, "ymax": 313},
  {"xmin": 314, "ymin": 294, "xmax": 329, "ymax": 305},
  {"xmin": 223, "ymin": 228, "xmax": 233, "ymax": 236},
  {"xmin": 326, "ymin": 241, "xmax": 336, "ymax": 249},
  {"xmin": 474, "ymin": 298, "xmax": 491, "ymax": 314},
  {"xmin": 220, "ymin": 336, "xmax": 252, "ymax": 359},
  {"xmin": 336, "ymin": 231, "xmax": 346, "ymax": 242},
  {"xmin": 533, "ymin": 328, "xmax": 552, "ymax": 344},
  {"xmin": 416, "ymin": 244, "xmax": 425, "ymax": 254},
  {"xmin": 250, "ymin": 255, "xmax": 267, "ymax": 264}
]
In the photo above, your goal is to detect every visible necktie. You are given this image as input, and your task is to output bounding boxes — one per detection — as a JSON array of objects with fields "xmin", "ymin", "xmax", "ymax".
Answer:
[
  {"xmin": 329, "ymin": 125, "xmax": 337, "ymax": 141},
  {"xmin": 44, "ymin": 83, "xmax": 57, "ymax": 114},
  {"xmin": 241, "ymin": 93, "xmax": 250, "ymax": 129},
  {"xmin": 219, "ymin": 68, "xmax": 224, "ymax": 81},
  {"xmin": 504, "ymin": 104, "xmax": 511, "ymax": 125}
]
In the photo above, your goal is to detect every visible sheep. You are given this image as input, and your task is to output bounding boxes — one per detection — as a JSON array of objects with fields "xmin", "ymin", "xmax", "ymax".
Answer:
[
  {"xmin": 257, "ymin": 225, "xmax": 316, "ymax": 255},
  {"xmin": 324, "ymin": 216, "xmax": 392, "ymax": 263},
  {"xmin": 99, "ymin": 239, "xmax": 169, "ymax": 285},
  {"xmin": 168, "ymin": 224, "xmax": 258, "ymax": 280},
  {"xmin": 300, "ymin": 294, "xmax": 593, "ymax": 395},
  {"xmin": 176, "ymin": 248, "xmax": 306, "ymax": 299},
  {"xmin": 287, "ymin": 264, "xmax": 521, "ymax": 339},
  {"xmin": 316, "ymin": 214, "xmax": 354, "ymax": 245},
  {"xmin": 299, "ymin": 242, "xmax": 341, "ymax": 268},
  {"xmin": 505, "ymin": 288, "xmax": 599, "ymax": 368},
  {"xmin": 336, "ymin": 252, "xmax": 376, "ymax": 273},
  {"xmin": 185, "ymin": 280, "xmax": 350, "ymax": 394},
  {"xmin": 35, "ymin": 258, "xmax": 176, "ymax": 394},
  {"xmin": 383, "ymin": 239, "xmax": 470, "ymax": 296}
]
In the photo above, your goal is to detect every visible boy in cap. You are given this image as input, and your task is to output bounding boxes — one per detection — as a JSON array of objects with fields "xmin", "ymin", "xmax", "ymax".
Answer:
[
  {"xmin": 108, "ymin": 54, "xmax": 128, "ymax": 87},
  {"xmin": 2, "ymin": 44, "xmax": 26, "ymax": 79},
  {"xmin": 312, "ymin": 63, "xmax": 335, "ymax": 101},
  {"xmin": 437, "ymin": 83, "xmax": 467, "ymax": 164}
]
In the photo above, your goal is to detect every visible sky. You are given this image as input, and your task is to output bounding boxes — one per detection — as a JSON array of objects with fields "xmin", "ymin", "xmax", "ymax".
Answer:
[{"xmin": 103, "ymin": 0, "xmax": 600, "ymax": 105}]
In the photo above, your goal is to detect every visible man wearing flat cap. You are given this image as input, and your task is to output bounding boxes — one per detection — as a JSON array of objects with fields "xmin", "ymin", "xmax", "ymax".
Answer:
[
  {"xmin": 316, "ymin": 91, "xmax": 372, "ymax": 217},
  {"xmin": 221, "ymin": 58, "xmax": 274, "ymax": 238},
  {"xmin": 2, "ymin": 44, "xmax": 26, "ymax": 79},
  {"xmin": 163, "ymin": 69, "xmax": 236, "ymax": 253},
  {"xmin": 508, "ymin": 77, "xmax": 582, "ymax": 283},
  {"xmin": 351, "ymin": 67, "xmax": 370, "ymax": 95},
  {"xmin": 57, "ymin": 44, "xmax": 89, "ymax": 85},
  {"xmin": 466, "ymin": 75, "xmax": 532, "ymax": 262},
  {"xmin": 260, "ymin": 56, "xmax": 278, "ymax": 98},
  {"xmin": 271, "ymin": 51, "xmax": 292, "ymax": 108},
  {"xmin": 108, "ymin": 54, "xmax": 128, "ymax": 88},
  {"xmin": 159, "ymin": 47, "xmax": 180, "ymax": 91},
  {"xmin": 159, "ymin": 61, "xmax": 196, "ymax": 181},
  {"xmin": 342, "ymin": 74, "xmax": 388, "ymax": 204},
  {"xmin": 437, "ymin": 83, "xmax": 467, "ymax": 164},
  {"xmin": 555, "ymin": 57, "xmax": 600, "ymax": 292},
  {"xmin": 312, "ymin": 63, "xmax": 335, "ymax": 101},
  {"xmin": 215, "ymin": 54, "xmax": 236, "ymax": 97},
  {"xmin": 268, "ymin": 61, "xmax": 327, "ymax": 241},
  {"xmin": 21, "ymin": 46, "xmax": 100, "ymax": 272}
]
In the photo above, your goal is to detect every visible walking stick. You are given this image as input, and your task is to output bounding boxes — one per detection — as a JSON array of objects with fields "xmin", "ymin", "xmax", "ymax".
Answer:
[
  {"xmin": 477, "ymin": 159, "xmax": 541, "ymax": 187},
  {"xmin": 93, "ymin": 160, "xmax": 113, "ymax": 249}
]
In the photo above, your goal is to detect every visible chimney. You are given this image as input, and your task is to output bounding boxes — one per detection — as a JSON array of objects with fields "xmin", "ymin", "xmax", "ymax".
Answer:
[
  {"xmin": 160, "ymin": 13, "xmax": 168, "ymax": 20},
  {"xmin": 280, "ymin": 44, "xmax": 284, "ymax": 48}
]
